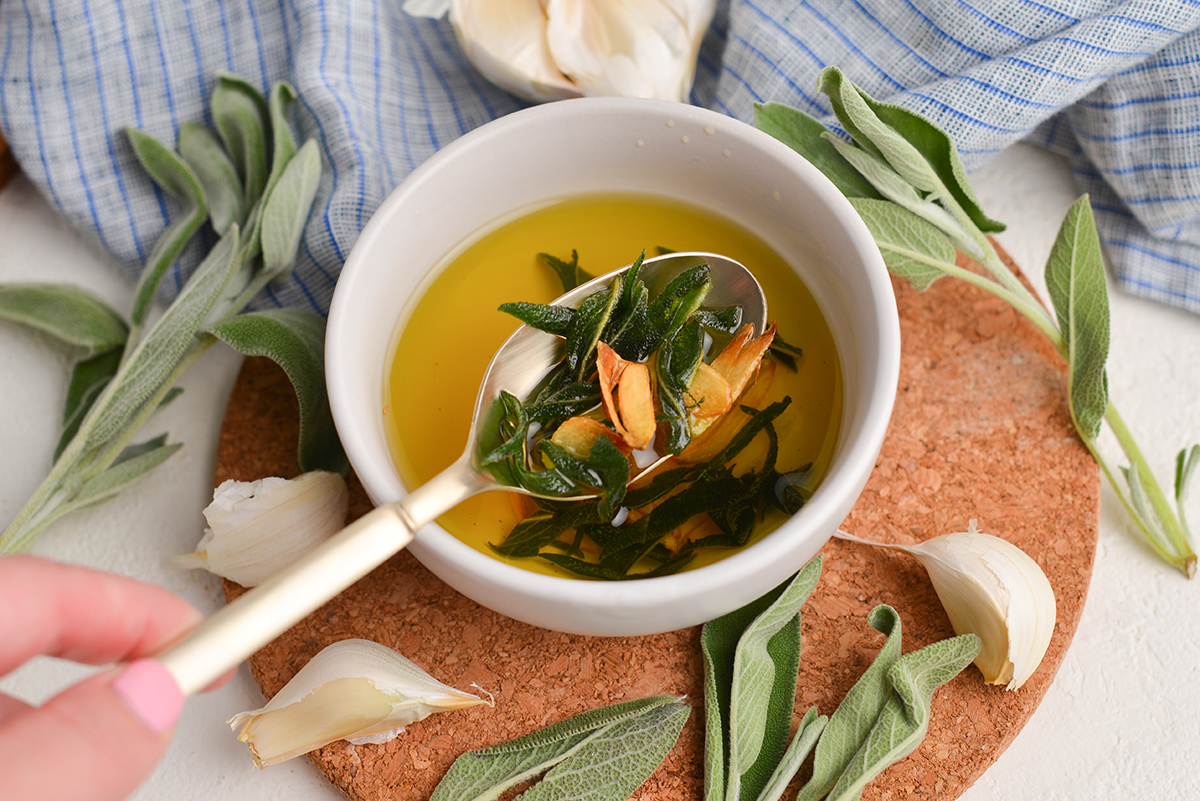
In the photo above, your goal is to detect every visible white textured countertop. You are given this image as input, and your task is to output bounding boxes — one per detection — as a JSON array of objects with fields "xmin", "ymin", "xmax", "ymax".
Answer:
[{"xmin": 2, "ymin": 143, "xmax": 1199, "ymax": 800}]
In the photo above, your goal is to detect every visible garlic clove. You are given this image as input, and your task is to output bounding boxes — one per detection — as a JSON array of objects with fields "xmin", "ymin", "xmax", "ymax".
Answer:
[
  {"xmin": 229, "ymin": 639, "xmax": 489, "ymax": 768},
  {"xmin": 835, "ymin": 520, "xmax": 1055, "ymax": 690},
  {"xmin": 448, "ymin": 0, "xmax": 583, "ymax": 103},
  {"xmin": 545, "ymin": 0, "xmax": 713, "ymax": 102},
  {"xmin": 170, "ymin": 470, "xmax": 349, "ymax": 587}
]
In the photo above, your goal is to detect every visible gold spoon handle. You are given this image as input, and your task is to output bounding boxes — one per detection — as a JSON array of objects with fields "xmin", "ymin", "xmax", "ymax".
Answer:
[{"xmin": 157, "ymin": 458, "xmax": 485, "ymax": 697}]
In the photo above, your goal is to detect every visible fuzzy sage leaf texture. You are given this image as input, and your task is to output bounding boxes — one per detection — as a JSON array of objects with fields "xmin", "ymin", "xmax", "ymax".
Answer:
[
  {"xmin": 430, "ymin": 695, "xmax": 688, "ymax": 801},
  {"xmin": 0, "ymin": 284, "xmax": 128, "ymax": 353},
  {"xmin": 206, "ymin": 308, "xmax": 347, "ymax": 474},
  {"xmin": 819, "ymin": 630, "xmax": 981, "ymax": 801},
  {"xmin": 845, "ymin": 197, "xmax": 956, "ymax": 291},
  {"xmin": 702, "ymin": 557, "xmax": 823, "ymax": 801},
  {"xmin": 1044, "ymin": 195, "xmax": 1110, "ymax": 440},
  {"xmin": 0, "ymin": 74, "xmax": 332, "ymax": 555}
]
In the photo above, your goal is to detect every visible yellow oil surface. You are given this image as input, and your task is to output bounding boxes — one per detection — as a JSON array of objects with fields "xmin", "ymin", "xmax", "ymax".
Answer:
[{"xmin": 385, "ymin": 193, "xmax": 841, "ymax": 577}]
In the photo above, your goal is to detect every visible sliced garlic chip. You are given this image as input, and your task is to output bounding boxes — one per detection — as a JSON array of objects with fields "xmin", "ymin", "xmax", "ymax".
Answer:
[
  {"xmin": 170, "ymin": 471, "xmax": 348, "ymax": 587},
  {"xmin": 229, "ymin": 639, "xmax": 489, "ymax": 768},
  {"xmin": 835, "ymin": 521, "xmax": 1056, "ymax": 690}
]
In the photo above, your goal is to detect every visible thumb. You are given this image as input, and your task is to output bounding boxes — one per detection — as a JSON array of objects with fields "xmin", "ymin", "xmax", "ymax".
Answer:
[{"xmin": 0, "ymin": 659, "xmax": 183, "ymax": 801}]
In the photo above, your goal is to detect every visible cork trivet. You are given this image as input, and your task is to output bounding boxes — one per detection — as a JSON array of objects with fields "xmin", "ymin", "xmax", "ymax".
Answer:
[{"xmin": 217, "ymin": 245, "xmax": 1097, "ymax": 800}]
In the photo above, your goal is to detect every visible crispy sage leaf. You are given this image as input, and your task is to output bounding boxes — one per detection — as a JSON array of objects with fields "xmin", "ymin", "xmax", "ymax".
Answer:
[
  {"xmin": 847, "ymin": 197, "xmax": 957, "ymax": 291},
  {"xmin": 206, "ymin": 307, "xmax": 347, "ymax": 474},
  {"xmin": 794, "ymin": 605, "xmax": 903, "ymax": 801},
  {"xmin": 519, "ymin": 697, "xmax": 689, "ymax": 801},
  {"xmin": 178, "ymin": 121, "xmax": 244, "ymax": 235},
  {"xmin": 498, "ymin": 301, "xmax": 575, "ymax": 336},
  {"xmin": 0, "ymin": 284, "xmax": 128, "ymax": 353},
  {"xmin": 539, "ymin": 249, "xmax": 593, "ymax": 292},
  {"xmin": 123, "ymin": 127, "xmax": 209, "ymax": 328},
  {"xmin": 86, "ymin": 228, "xmax": 241, "ymax": 448},
  {"xmin": 212, "ymin": 73, "xmax": 271, "ymax": 210},
  {"xmin": 753, "ymin": 101, "xmax": 883, "ymax": 200},
  {"xmin": 261, "ymin": 139, "xmax": 322, "ymax": 278},
  {"xmin": 701, "ymin": 556, "xmax": 823, "ymax": 801},
  {"xmin": 824, "ymin": 631, "xmax": 981, "ymax": 801},
  {"xmin": 430, "ymin": 696, "xmax": 683, "ymax": 801},
  {"xmin": 1044, "ymin": 195, "xmax": 1110, "ymax": 439},
  {"xmin": 816, "ymin": 66, "xmax": 1004, "ymax": 234}
]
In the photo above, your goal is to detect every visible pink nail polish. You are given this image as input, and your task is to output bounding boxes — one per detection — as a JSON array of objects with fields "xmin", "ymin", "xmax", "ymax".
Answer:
[{"xmin": 111, "ymin": 659, "xmax": 185, "ymax": 733}]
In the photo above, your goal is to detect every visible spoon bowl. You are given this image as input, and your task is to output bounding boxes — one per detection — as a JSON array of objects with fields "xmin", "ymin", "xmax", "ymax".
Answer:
[{"xmin": 156, "ymin": 251, "xmax": 767, "ymax": 696}]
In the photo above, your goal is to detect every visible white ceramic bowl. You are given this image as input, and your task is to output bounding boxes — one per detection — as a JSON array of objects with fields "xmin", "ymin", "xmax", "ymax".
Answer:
[{"xmin": 326, "ymin": 97, "xmax": 900, "ymax": 636}]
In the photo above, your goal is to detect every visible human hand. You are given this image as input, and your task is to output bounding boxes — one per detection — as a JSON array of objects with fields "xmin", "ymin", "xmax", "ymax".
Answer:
[{"xmin": 0, "ymin": 556, "xmax": 205, "ymax": 801}]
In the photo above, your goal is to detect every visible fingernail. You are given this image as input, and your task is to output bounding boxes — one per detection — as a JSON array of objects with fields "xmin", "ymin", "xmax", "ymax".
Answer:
[{"xmin": 112, "ymin": 659, "xmax": 185, "ymax": 733}]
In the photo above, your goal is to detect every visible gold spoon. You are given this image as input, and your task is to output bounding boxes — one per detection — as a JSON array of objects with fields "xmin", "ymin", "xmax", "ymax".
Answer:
[{"xmin": 157, "ymin": 251, "xmax": 767, "ymax": 695}]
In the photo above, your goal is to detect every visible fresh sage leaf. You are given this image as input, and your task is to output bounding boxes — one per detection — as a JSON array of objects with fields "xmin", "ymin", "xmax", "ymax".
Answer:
[
  {"xmin": 1044, "ymin": 195, "xmax": 1110, "ymax": 440},
  {"xmin": 725, "ymin": 558, "xmax": 823, "ymax": 801},
  {"xmin": 823, "ymin": 632, "xmax": 981, "ymax": 801},
  {"xmin": 701, "ymin": 556, "xmax": 823, "ymax": 801},
  {"xmin": 794, "ymin": 605, "xmax": 904, "ymax": 801},
  {"xmin": 430, "ymin": 695, "xmax": 682, "ymax": 801},
  {"xmin": 68, "ymin": 435, "xmax": 183, "ymax": 511},
  {"xmin": 518, "ymin": 696, "xmax": 689, "ymax": 801},
  {"xmin": 266, "ymin": 82, "xmax": 299, "ymax": 191},
  {"xmin": 178, "ymin": 121, "xmax": 244, "ymax": 235},
  {"xmin": 261, "ymin": 139, "xmax": 322, "ymax": 278},
  {"xmin": 755, "ymin": 707, "xmax": 826, "ymax": 801},
  {"xmin": 86, "ymin": 228, "xmax": 241, "ymax": 448},
  {"xmin": 56, "ymin": 349, "xmax": 124, "ymax": 460},
  {"xmin": 212, "ymin": 73, "xmax": 271, "ymax": 211},
  {"xmin": 816, "ymin": 66, "xmax": 1004, "ymax": 234},
  {"xmin": 0, "ymin": 284, "xmax": 128, "ymax": 353},
  {"xmin": 206, "ymin": 307, "xmax": 347, "ymax": 474},
  {"xmin": 123, "ymin": 127, "xmax": 209, "ymax": 328},
  {"xmin": 753, "ymin": 102, "xmax": 883, "ymax": 200},
  {"xmin": 847, "ymin": 197, "xmax": 957, "ymax": 291},
  {"xmin": 1176, "ymin": 445, "xmax": 1199, "ymax": 541}
]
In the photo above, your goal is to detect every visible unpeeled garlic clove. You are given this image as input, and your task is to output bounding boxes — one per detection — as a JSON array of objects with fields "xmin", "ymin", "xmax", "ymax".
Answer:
[
  {"xmin": 228, "ymin": 638, "xmax": 489, "ymax": 768},
  {"xmin": 170, "ymin": 470, "xmax": 348, "ymax": 587},
  {"xmin": 403, "ymin": 0, "xmax": 716, "ymax": 103},
  {"xmin": 834, "ymin": 520, "xmax": 1055, "ymax": 690}
]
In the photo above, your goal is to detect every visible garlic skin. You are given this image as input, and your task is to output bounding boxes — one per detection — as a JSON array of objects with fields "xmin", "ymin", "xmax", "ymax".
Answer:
[
  {"xmin": 171, "ymin": 471, "xmax": 348, "ymax": 587},
  {"xmin": 545, "ymin": 0, "xmax": 714, "ymax": 102},
  {"xmin": 228, "ymin": 639, "xmax": 488, "ymax": 768},
  {"xmin": 403, "ymin": 0, "xmax": 715, "ymax": 103},
  {"xmin": 835, "ymin": 521, "xmax": 1056, "ymax": 690}
]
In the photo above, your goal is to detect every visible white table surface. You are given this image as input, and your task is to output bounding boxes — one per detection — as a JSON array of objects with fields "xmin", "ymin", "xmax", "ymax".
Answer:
[{"xmin": 2, "ymin": 143, "xmax": 1198, "ymax": 800}]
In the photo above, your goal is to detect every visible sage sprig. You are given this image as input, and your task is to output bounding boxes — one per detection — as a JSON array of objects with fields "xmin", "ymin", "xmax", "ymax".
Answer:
[
  {"xmin": 0, "ymin": 73, "xmax": 344, "ymax": 555},
  {"xmin": 430, "ymin": 695, "xmax": 689, "ymax": 801},
  {"xmin": 703, "ymin": 557, "xmax": 981, "ymax": 801},
  {"xmin": 755, "ymin": 66, "xmax": 1198, "ymax": 578}
]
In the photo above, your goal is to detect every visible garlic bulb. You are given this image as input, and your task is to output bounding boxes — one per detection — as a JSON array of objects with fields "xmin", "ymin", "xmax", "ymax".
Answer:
[
  {"xmin": 403, "ymin": 0, "xmax": 716, "ymax": 103},
  {"xmin": 834, "ymin": 521, "xmax": 1056, "ymax": 690},
  {"xmin": 229, "ymin": 639, "xmax": 489, "ymax": 768},
  {"xmin": 170, "ymin": 471, "xmax": 348, "ymax": 587}
]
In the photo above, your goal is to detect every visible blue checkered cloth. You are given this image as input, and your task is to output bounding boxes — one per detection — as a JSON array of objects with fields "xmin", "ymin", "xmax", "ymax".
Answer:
[{"xmin": 2, "ymin": 1, "xmax": 1199, "ymax": 314}]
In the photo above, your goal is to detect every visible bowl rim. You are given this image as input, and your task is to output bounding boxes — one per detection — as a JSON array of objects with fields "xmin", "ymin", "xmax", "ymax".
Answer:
[{"xmin": 326, "ymin": 96, "xmax": 900, "ymax": 630}]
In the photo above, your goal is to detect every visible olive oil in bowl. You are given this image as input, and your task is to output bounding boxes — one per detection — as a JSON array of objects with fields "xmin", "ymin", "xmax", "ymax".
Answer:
[{"xmin": 386, "ymin": 193, "xmax": 841, "ymax": 578}]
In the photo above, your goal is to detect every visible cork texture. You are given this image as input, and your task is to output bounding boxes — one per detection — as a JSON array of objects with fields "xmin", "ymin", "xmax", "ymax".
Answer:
[{"xmin": 217, "ymin": 246, "xmax": 1098, "ymax": 800}]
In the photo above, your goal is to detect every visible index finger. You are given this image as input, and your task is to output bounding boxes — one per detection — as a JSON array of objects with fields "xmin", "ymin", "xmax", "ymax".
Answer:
[{"xmin": 0, "ymin": 556, "xmax": 202, "ymax": 676}]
